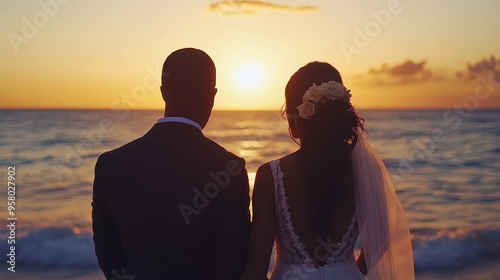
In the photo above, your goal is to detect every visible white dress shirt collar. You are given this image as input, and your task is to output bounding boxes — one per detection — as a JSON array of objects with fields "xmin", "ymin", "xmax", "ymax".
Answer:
[{"xmin": 156, "ymin": 116, "xmax": 202, "ymax": 131}]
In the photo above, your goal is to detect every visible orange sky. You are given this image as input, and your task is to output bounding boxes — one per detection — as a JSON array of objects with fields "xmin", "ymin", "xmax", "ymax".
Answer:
[{"xmin": 1, "ymin": 0, "xmax": 499, "ymax": 110}]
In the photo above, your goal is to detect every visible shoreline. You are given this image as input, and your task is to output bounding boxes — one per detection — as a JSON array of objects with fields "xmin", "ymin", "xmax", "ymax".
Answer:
[
  {"xmin": 416, "ymin": 261, "xmax": 500, "ymax": 280},
  {"xmin": 1, "ymin": 261, "xmax": 500, "ymax": 280}
]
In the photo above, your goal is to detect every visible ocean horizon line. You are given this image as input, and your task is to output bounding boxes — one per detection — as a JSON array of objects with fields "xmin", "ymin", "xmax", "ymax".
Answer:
[{"xmin": 1, "ymin": 107, "xmax": 500, "ymax": 112}]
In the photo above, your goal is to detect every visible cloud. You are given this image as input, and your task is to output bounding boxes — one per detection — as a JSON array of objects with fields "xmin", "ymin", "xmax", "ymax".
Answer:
[
  {"xmin": 208, "ymin": 0, "xmax": 317, "ymax": 16},
  {"xmin": 362, "ymin": 60, "xmax": 437, "ymax": 85},
  {"xmin": 456, "ymin": 56, "xmax": 500, "ymax": 81},
  {"xmin": 370, "ymin": 60, "xmax": 426, "ymax": 76},
  {"xmin": 353, "ymin": 57, "xmax": 500, "ymax": 88}
]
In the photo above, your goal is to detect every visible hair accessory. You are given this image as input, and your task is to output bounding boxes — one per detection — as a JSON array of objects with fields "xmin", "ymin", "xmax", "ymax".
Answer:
[{"xmin": 296, "ymin": 81, "xmax": 352, "ymax": 119}]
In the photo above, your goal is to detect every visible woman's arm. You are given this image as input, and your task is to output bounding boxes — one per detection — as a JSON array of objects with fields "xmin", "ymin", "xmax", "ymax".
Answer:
[{"xmin": 240, "ymin": 163, "xmax": 276, "ymax": 280}]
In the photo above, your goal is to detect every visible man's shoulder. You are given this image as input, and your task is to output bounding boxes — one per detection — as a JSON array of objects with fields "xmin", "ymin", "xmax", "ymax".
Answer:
[
  {"xmin": 97, "ymin": 133, "xmax": 244, "ymax": 165},
  {"xmin": 96, "ymin": 137, "xmax": 144, "ymax": 164},
  {"xmin": 202, "ymin": 137, "xmax": 245, "ymax": 163}
]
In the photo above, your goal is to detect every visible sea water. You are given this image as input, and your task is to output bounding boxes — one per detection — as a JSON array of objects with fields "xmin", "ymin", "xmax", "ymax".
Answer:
[{"xmin": 0, "ymin": 110, "xmax": 499, "ymax": 279}]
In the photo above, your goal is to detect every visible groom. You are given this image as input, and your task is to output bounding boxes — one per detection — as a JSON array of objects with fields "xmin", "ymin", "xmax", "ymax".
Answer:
[{"xmin": 92, "ymin": 48, "xmax": 251, "ymax": 280}]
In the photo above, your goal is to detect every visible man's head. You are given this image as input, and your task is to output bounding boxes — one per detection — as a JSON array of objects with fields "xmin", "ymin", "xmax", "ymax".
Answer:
[{"xmin": 160, "ymin": 48, "xmax": 217, "ymax": 128}]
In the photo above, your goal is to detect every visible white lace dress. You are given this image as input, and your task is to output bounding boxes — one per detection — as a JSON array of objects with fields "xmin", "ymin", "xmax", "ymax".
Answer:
[{"xmin": 270, "ymin": 160, "xmax": 365, "ymax": 280}]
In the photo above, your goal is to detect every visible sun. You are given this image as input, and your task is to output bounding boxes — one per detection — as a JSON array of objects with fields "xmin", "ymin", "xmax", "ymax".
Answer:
[{"xmin": 235, "ymin": 64, "xmax": 264, "ymax": 90}]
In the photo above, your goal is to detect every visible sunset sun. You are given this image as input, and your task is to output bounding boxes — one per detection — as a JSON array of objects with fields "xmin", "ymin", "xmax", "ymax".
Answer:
[{"xmin": 235, "ymin": 64, "xmax": 264, "ymax": 90}]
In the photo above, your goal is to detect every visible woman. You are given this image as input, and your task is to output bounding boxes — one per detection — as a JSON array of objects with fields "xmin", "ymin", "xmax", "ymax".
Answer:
[{"xmin": 241, "ymin": 62, "xmax": 414, "ymax": 279}]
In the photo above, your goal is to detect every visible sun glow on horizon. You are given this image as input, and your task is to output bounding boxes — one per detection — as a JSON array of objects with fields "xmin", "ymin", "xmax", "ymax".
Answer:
[
  {"xmin": 235, "ymin": 64, "xmax": 264, "ymax": 91},
  {"xmin": 1, "ymin": 1, "xmax": 500, "ymax": 110}
]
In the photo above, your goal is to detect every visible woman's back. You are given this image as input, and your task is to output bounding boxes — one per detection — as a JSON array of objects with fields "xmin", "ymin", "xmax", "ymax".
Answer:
[
  {"xmin": 269, "ymin": 153, "xmax": 365, "ymax": 279},
  {"xmin": 274, "ymin": 152, "xmax": 357, "ymax": 265}
]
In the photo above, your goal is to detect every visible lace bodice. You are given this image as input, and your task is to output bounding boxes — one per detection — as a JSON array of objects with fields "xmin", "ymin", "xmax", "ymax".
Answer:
[{"xmin": 270, "ymin": 160, "xmax": 359, "ymax": 268}]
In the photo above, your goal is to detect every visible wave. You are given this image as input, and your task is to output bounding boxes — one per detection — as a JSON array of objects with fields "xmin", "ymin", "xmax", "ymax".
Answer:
[
  {"xmin": 412, "ymin": 226, "xmax": 500, "ymax": 271},
  {"xmin": 40, "ymin": 138, "xmax": 74, "ymax": 146},
  {"xmin": 1, "ymin": 226, "xmax": 500, "ymax": 271},
  {"xmin": 490, "ymin": 147, "xmax": 500, "ymax": 154},
  {"xmin": 0, "ymin": 157, "xmax": 35, "ymax": 165},
  {"xmin": 0, "ymin": 227, "xmax": 98, "ymax": 268}
]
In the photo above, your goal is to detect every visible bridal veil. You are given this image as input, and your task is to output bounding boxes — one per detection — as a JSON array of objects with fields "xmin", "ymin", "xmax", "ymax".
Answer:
[{"xmin": 352, "ymin": 131, "xmax": 415, "ymax": 279}]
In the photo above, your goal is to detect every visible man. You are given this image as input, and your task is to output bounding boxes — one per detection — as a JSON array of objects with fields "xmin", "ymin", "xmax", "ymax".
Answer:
[{"xmin": 92, "ymin": 48, "xmax": 251, "ymax": 280}]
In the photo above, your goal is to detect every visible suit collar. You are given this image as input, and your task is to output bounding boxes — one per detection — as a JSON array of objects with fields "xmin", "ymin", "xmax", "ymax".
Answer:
[
  {"xmin": 144, "ymin": 122, "xmax": 204, "ymax": 137},
  {"xmin": 156, "ymin": 116, "xmax": 202, "ymax": 131}
]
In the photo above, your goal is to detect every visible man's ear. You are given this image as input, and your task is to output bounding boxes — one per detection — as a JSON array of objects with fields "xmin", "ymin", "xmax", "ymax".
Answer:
[
  {"xmin": 208, "ymin": 88, "xmax": 217, "ymax": 110},
  {"xmin": 160, "ymin": 85, "xmax": 168, "ymax": 103},
  {"xmin": 204, "ymin": 87, "xmax": 217, "ymax": 107}
]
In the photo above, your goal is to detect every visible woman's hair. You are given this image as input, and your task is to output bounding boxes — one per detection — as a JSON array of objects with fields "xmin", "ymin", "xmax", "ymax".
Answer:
[
  {"xmin": 283, "ymin": 61, "xmax": 366, "ymax": 237},
  {"xmin": 284, "ymin": 61, "xmax": 365, "ymax": 150}
]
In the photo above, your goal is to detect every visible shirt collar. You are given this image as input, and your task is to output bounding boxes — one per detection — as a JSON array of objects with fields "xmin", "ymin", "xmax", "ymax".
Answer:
[{"xmin": 156, "ymin": 116, "xmax": 202, "ymax": 131}]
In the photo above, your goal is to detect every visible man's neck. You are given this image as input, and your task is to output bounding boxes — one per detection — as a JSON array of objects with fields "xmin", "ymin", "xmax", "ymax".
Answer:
[{"xmin": 164, "ymin": 108, "xmax": 206, "ymax": 128}]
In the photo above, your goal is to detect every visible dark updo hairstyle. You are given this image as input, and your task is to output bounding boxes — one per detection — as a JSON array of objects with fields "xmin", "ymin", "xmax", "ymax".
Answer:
[
  {"xmin": 284, "ymin": 61, "xmax": 365, "ymax": 238},
  {"xmin": 285, "ymin": 61, "xmax": 365, "ymax": 151}
]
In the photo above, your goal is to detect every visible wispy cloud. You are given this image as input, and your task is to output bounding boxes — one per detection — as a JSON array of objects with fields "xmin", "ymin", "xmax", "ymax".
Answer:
[
  {"xmin": 456, "ymin": 56, "xmax": 500, "ymax": 81},
  {"xmin": 356, "ymin": 57, "xmax": 500, "ymax": 87},
  {"xmin": 369, "ymin": 60, "xmax": 427, "ymax": 77},
  {"xmin": 208, "ymin": 0, "xmax": 317, "ymax": 16},
  {"xmin": 357, "ymin": 60, "xmax": 439, "ymax": 85}
]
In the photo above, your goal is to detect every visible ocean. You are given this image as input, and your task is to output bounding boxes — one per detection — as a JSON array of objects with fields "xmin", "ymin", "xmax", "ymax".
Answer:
[{"xmin": 0, "ymin": 109, "xmax": 499, "ymax": 280}]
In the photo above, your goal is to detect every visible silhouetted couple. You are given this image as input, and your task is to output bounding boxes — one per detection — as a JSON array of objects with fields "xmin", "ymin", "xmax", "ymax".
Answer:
[{"xmin": 92, "ymin": 48, "xmax": 415, "ymax": 280}]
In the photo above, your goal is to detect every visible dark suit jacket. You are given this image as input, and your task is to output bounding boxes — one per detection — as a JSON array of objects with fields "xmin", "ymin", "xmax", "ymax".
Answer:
[{"xmin": 92, "ymin": 122, "xmax": 251, "ymax": 280}]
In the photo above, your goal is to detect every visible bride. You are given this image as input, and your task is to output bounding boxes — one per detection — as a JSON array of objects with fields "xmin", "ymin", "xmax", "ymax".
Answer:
[{"xmin": 240, "ymin": 62, "xmax": 415, "ymax": 280}]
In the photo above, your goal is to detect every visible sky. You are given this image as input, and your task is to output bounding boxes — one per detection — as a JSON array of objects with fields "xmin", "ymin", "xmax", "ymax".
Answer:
[{"xmin": 1, "ymin": 0, "xmax": 499, "ymax": 110}]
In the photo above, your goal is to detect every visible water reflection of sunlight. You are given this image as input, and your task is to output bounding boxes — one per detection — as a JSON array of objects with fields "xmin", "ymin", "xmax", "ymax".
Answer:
[
  {"xmin": 248, "ymin": 172, "xmax": 256, "ymax": 219},
  {"xmin": 248, "ymin": 172, "xmax": 256, "ymax": 190},
  {"xmin": 241, "ymin": 140, "xmax": 265, "ymax": 149},
  {"xmin": 239, "ymin": 149, "xmax": 257, "ymax": 158}
]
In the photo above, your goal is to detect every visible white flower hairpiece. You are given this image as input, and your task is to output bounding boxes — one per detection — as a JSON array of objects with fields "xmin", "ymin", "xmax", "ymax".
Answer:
[{"xmin": 295, "ymin": 80, "xmax": 352, "ymax": 119}]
